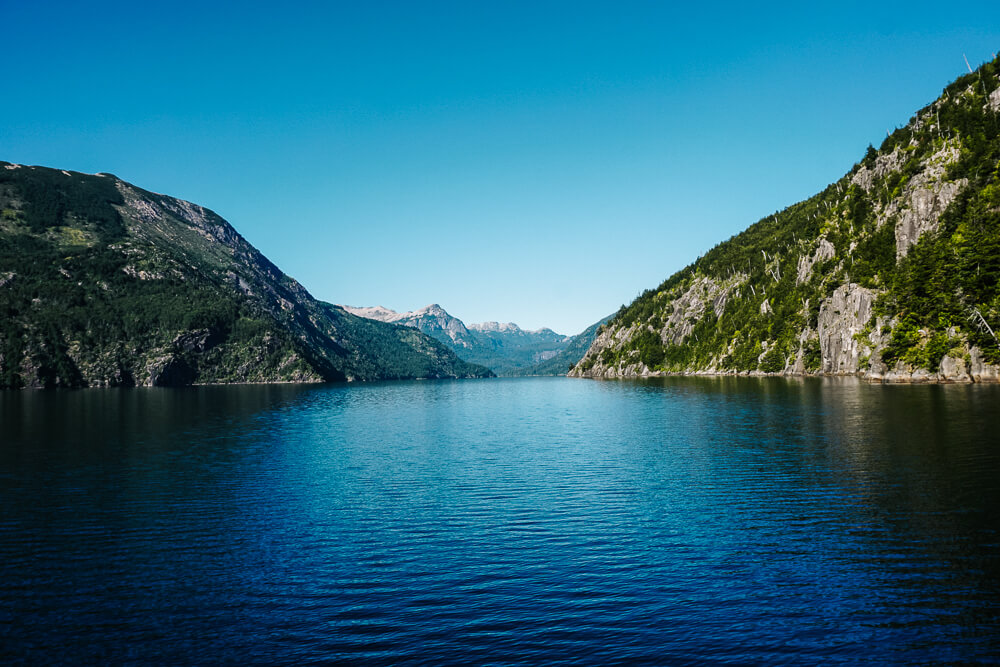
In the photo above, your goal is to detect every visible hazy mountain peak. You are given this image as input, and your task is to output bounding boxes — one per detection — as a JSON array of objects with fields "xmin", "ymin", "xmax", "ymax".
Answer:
[
  {"xmin": 341, "ymin": 305, "xmax": 403, "ymax": 322},
  {"xmin": 468, "ymin": 321, "xmax": 522, "ymax": 334}
]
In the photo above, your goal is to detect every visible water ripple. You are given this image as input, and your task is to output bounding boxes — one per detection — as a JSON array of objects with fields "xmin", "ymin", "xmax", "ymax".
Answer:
[{"xmin": 2, "ymin": 377, "xmax": 999, "ymax": 664}]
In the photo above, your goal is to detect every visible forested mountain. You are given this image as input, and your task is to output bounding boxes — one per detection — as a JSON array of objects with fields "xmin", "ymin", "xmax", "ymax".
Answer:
[
  {"xmin": 342, "ymin": 303, "xmax": 578, "ymax": 375},
  {"xmin": 573, "ymin": 55, "xmax": 1000, "ymax": 383},
  {"xmin": 0, "ymin": 164, "xmax": 491, "ymax": 388}
]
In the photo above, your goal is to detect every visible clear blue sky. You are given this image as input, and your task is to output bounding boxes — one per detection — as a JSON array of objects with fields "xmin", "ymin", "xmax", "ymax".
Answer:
[{"xmin": 3, "ymin": 2, "xmax": 999, "ymax": 334}]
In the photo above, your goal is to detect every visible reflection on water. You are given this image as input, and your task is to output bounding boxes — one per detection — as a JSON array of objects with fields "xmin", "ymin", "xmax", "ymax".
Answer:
[{"xmin": 1, "ymin": 377, "xmax": 998, "ymax": 664}]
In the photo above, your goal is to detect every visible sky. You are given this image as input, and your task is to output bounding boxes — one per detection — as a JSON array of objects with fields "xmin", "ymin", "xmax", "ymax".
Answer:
[{"xmin": 2, "ymin": 2, "xmax": 999, "ymax": 335}]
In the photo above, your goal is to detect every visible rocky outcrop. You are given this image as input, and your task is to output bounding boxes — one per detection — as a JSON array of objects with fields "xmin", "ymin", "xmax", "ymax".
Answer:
[
  {"xmin": 147, "ymin": 355, "xmax": 196, "ymax": 387},
  {"xmin": 988, "ymin": 86, "xmax": 1000, "ymax": 113},
  {"xmin": 661, "ymin": 276, "xmax": 746, "ymax": 344},
  {"xmin": 817, "ymin": 283, "xmax": 876, "ymax": 374},
  {"xmin": 851, "ymin": 148, "xmax": 905, "ymax": 192},
  {"xmin": 894, "ymin": 178, "xmax": 966, "ymax": 258},
  {"xmin": 970, "ymin": 347, "xmax": 1000, "ymax": 382},
  {"xmin": 889, "ymin": 142, "xmax": 966, "ymax": 258},
  {"xmin": 796, "ymin": 239, "xmax": 835, "ymax": 284}
]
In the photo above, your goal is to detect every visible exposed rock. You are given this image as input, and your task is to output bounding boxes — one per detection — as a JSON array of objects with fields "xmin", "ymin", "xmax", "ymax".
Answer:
[
  {"xmin": 895, "ymin": 179, "xmax": 966, "ymax": 258},
  {"xmin": 939, "ymin": 355, "xmax": 971, "ymax": 382},
  {"xmin": 469, "ymin": 321, "xmax": 521, "ymax": 333},
  {"xmin": 970, "ymin": 347, "xmax": 1000, "ymax": 382},
  {"xmin": 147, "ymin": 355, "xmax": 196, "ymax": 387},
  {"xmin": 343, "ymin": 303, "xmax": 479, "ymax": 348},
  {"xmin": 343, "ymin": 302, "xmax": 573, "ymax": 375},
  {"xmin": 660, "ymin": 276, "xmax": 744, "ymax": 345},
  {"xmin": 122, "ymin": 265, "xmax": 165, "ymax": 280},
  {"xmin": 988, "ymin": 86, "xmax": 1000, "ymax": 113},
  {"xmin": 889, "ymin": 142, "xmax": 966, "ymax": 259},
  {"xmin": 121, "ymin": 195, "xmax": 164, "ymax": 224},
  {"xmin": 570, "ymin": 60, "xmax": 1000, "ymax": 386},
  {"xmin": 796, "ymin": 239, "xmax": 835, "ymax": 284},
  {"xmin": 817, "ymin": 283, "xmax": 876, "ymax": 374},
  {"xmin": 173, "ymin": 329, "xmax": 221, "ymax": 354},
  {"xmin": 851, "ymin": 148, "xmax": 904, "ymax": 192}
]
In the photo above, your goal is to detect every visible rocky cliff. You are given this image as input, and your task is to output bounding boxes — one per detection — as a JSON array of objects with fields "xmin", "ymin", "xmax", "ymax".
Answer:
[
  {"xmin": 0, "ymin": 164, "xmax": 491, "ymax": 388},
  {"xmin": 572, "ymin": 55, "xmax": 1000, "ymax": 383}
]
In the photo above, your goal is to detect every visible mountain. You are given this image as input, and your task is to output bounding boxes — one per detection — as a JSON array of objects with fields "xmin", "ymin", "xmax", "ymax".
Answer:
[
  {"xmin": 513, "ymin": 315, "xmax": 613, "ymax": 376},
  {"xmin": 342, "ymin": 303, "xmax": 479, "ymax": 349},
  {"xmin": 342, "ymin": 303, "xmax": 573, "ymax": 375},
  {"xmin": 573, "ymin": 55, "xmax": 1000, "ymax": 383},
  {"xmin": 0, "ymin": 163, "xmax": 492, "ymax": 388}
]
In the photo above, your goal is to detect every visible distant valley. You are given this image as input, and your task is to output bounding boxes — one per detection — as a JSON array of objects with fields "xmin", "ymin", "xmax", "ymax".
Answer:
[{"xmin": 342, "ymin": 304, "xmax": 608, "ymax": 376}]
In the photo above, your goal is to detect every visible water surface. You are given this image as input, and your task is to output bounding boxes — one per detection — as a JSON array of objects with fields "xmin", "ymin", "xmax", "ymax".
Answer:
[{"xmin": 2, "ymin": 377, "xmax": 998, "ymax": 664}]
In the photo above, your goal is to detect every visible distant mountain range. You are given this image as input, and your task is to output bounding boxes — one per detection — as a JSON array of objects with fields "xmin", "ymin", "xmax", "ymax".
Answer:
[
  {"xmin": 342, "ymin": 304, "xmax": 606, "ymax": 376},
  {"xmin": 0, "ymin": 163, "xmax": 492, "ymax": 387},
  {"xmin": 343, "ymin": 304, "xmax": 481, "ymax": 349}
]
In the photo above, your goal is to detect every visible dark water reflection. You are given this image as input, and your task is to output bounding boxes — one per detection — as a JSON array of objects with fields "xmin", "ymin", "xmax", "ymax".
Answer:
[{"xmin": 1, "ymin": 378, "xmax": 998, "ymax": 664}]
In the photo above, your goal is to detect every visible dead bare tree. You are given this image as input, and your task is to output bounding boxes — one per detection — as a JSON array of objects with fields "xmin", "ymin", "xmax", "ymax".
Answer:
[
  {"xmin": 767, "ymin": 262, "xmax": 781, "ymax": 282},
  {"xmin": 968, "ymin": 307, "xmax": 1000, "ymax": 350}
]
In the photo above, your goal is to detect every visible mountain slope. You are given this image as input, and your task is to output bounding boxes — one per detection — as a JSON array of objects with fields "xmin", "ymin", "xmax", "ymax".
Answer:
[
  {"xmin": 514, "ymin": 315, "xmax": 613, "ymax": 376},
  {"xmin": 342, "ymin": 303, "xmax": 572, "ymax": 375},
  {"xmin": 573, "ymin": 55, "xmax": 1000, "ymax": 383},
  {"xmin": 0, "ymin": 164, "xmax": 491, "ymax": 388}
]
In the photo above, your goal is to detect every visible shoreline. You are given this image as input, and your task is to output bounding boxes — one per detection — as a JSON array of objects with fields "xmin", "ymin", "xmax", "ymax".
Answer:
[{"xmin": 569, "ymin": 369, "xmax": 1000, "ymax": 384}]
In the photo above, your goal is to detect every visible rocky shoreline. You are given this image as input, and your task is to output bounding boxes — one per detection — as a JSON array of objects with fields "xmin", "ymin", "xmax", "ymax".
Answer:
[{"xmin": 570, "ymin": 352, "xmax": 1000, "ymax": 384}]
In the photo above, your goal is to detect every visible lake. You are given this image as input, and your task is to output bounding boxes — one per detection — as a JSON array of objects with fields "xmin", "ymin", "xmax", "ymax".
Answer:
[{"xmin": 2, "ymin": 377, "xmax": 998, "ymax": 664}]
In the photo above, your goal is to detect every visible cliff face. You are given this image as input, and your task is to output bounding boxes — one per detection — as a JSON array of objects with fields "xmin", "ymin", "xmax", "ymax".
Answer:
[
  {"xmin": 0, "ymin": 165, "xmax": 491, "ymax": 388},
  {"xmin": 573, "ymin": 55, "xmax": 1000, "ymax": 383}
]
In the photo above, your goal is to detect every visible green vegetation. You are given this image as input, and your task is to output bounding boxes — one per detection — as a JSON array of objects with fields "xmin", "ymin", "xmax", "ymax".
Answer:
[{"xmin": 1, "ymin": 166, "xmax": 125, "ymax": 242}]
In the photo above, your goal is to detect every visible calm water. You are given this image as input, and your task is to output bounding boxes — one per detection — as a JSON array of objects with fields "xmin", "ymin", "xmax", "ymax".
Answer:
[{"xmin": 1, "ymin": 377, "xmax": 999, "ymax": 664}]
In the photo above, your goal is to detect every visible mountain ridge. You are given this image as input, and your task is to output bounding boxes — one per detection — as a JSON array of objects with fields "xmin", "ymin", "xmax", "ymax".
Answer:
[{"xmin": 342, "ymin": 304, "xmax": 565, "ymax": 338}]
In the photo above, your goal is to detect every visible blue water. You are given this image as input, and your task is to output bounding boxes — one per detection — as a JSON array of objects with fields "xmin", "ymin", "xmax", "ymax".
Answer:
[{"xmin": 2, "ymin": 377, "xmax": 999, "ymax": 664}]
